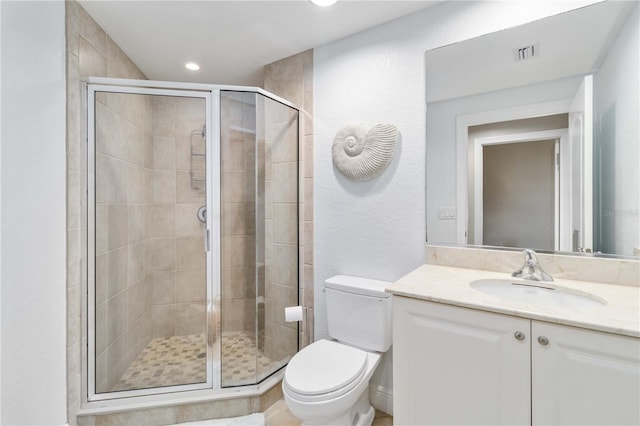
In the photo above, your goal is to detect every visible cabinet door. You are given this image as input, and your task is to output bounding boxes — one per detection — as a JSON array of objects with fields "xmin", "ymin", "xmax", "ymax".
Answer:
[
  {"xmin": 393, "ymin": 297, "xmax": 531, "ymax": 425},
  {"xmin": 532, "ymin": 321, "xmax": 640, "ymax": 425}
]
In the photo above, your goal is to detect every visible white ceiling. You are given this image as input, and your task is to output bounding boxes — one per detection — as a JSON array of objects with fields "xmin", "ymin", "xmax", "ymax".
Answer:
[
  {"xmin": 425, "ymin": 1, "xmax": 634, "ymax": 102},
  {"xmin": 80, "ymin": 0, "xmax": 439, "ymax": 87}
]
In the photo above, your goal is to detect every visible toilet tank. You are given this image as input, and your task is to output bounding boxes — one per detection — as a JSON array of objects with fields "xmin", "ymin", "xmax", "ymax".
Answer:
[{"xmin": 325, "ymin": 275, "xmax": 392, "ymax": 352}]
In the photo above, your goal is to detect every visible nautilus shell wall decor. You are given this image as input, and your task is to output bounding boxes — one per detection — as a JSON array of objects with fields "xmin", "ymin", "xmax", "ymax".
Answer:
[{"xmin": 332, "ymin": 123, "xmax": 399, "ymax": 181}]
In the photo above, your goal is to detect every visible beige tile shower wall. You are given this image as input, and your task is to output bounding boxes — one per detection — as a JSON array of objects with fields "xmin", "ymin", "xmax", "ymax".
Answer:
[
  {"xmin": 264, "ymin": 50, "xmax": 314, "ymax": 348},
  {"xmin": 220, "ymin": 93, "xmax": 258, "ymax": 334},
  {"xmin": 148, "ymin": 96, "xmax": 207, "ymax": 339},
  {"xmin": 94, "ymin": 92, "xmax": 154, "ymax": 393},
  {"xmin": 66, "ymin": 1, "xmax": 147, "ymax": 422}
]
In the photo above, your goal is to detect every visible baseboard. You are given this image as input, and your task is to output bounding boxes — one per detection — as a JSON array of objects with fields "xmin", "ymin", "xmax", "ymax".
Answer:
[{"xmin": 369, "ymin": 385, "xmax": 393, "ymax": 416}]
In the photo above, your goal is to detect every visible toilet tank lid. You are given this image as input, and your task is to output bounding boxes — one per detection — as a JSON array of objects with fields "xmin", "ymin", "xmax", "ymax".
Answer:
[{"xmin": 325, "ymin": 275, "xmax": 392, "ymax": 298}]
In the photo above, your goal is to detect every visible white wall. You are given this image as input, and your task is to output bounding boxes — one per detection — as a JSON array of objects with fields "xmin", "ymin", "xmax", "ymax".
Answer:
[
  {"xmin": 313, "ymin": 0, "xmax": 598, "ymax": 410},
  {"xmin": 0, "ymin": 2, "xmax": 67, "ymax": 425},
  {"xmin": 594, "ymin": 3, "xmax": 639, "ymax": 256}
]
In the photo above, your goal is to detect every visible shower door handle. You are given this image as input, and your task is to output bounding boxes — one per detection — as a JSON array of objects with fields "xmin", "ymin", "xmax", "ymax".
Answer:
[{"xmin": 204, "ymin": 229, "xmax": 210, "ymax": 252}]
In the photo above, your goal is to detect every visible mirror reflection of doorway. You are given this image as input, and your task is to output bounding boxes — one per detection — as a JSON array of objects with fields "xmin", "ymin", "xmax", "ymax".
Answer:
[
  {"xmin": 465, "ymin": 113, "xmax": 575, "ymax": 252},
  {"xmin": 481, "ymin": 139, "xmax": 557, "ymax": 250}
]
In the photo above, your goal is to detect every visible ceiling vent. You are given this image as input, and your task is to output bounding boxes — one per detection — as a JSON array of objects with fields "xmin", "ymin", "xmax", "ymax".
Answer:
[{"xmin": 513, "ymin": 43, "xmax": 539, "ymax": 62}]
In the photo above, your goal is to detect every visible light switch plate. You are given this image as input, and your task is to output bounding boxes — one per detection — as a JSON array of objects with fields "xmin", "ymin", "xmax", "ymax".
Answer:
[{"xmin": 438, "ymin": 207, "xmax": 456, "ymax": 220}]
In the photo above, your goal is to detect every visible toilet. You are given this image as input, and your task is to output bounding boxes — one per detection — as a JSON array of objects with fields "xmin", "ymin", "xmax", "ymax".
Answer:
[{"xmin": 282, "ymin": 275, "xmax": 392, "ymax": 426}]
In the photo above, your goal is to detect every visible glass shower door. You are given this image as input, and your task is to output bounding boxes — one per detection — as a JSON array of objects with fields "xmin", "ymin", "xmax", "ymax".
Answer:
[
  {"xmin": 86, "ymin": 82, "xmax": 299, "ymax": 399},
  {"xmin": 220, "ymin": 91, "xmax": 299, "ymax": 387},
  {"xmin": 88, "ymin": 85, "xmax": 215, "ymax": 399}
]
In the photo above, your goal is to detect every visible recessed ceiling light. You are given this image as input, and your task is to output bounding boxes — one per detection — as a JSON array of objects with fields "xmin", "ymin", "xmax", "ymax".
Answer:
[
  {"xmin": 310, "ymin": 0, "xmax": 337, "ymax": 7},
  {"xmin": 185, "ymin": 62, "xmax": 200, "ymax": 71}
]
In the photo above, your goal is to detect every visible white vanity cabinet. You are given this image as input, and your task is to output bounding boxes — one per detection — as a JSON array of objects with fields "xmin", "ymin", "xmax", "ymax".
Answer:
[
  {"xmin": 532, "ymin": 321, "xmax": 640, "ymax": 425},
  {"xmin": 393, "ymin": 296, "xmax": 640, "ymax": 426}
]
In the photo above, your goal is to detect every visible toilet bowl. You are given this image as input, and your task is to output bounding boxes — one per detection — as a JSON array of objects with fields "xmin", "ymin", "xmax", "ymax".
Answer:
[
  {"xmin": 282, "ymin": 275, "xmax": 392, "ymax": 426},
  {"xmin": 283, "ymin": 339, "xmax": 381, "ymax": 426}
]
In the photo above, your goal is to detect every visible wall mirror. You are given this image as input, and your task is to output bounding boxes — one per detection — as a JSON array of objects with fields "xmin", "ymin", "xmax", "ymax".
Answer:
[{"xmin": 425, "ymin": 1, "xmax": 639, "ymax": 258}]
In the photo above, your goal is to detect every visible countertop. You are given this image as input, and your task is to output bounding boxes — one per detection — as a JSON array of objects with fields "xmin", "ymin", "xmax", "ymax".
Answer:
[{"xmin": 386, "ymin": 264, "xmax": 640, "ymax": 338}]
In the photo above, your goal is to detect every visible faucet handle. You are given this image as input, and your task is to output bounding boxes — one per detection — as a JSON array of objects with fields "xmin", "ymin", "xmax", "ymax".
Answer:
[
  {"xmin": 512, "ymin": 249, "xmax": 553, "ymax": 282},
  {"xmin": 523, "ymin": 249, "xmax": 537, "ymax": 266}
]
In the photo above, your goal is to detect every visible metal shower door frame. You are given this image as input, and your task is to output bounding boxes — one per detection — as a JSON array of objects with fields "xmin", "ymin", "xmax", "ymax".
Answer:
[{"xmin": 86, "ymin": 82, "xmax": 220, "ymax": 401}]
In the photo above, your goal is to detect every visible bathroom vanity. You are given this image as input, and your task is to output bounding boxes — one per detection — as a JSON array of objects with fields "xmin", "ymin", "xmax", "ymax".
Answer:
[{"xmin": 387, "ymin": 264, "xmax": 640, "ymax": 426}]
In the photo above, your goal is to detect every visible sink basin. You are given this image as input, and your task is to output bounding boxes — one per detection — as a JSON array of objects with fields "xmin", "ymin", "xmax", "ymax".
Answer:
[{"xmin": 470, "ymin": 279, "xmax": 606, "ymax": 309}]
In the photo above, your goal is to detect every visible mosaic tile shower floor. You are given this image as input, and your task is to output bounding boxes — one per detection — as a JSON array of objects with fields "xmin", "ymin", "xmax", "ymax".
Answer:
[
  {"xmin": 111, "ymin": 331, "xmax": 282, "ymax": 392},
  {"xmin": 111, "ymin": 334, "xmax": 206, "ymax": 391},
  {"xmin": 221, "ymin": 330, "xmax": 282, "ymax": 386}
]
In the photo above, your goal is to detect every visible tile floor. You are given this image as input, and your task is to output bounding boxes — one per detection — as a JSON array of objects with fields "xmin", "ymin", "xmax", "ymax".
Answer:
[
  {"xmin": 265, "ymin": 399, "xmax": 393, "ymax": 426},
  {"xmin": 112, "ymin": 334, "xmax": 207, "ymax": 391},
  {"xmin": 111, "ymin": 331, "xmax": 282, "ymax": 392},
  {"xmin": 221, "ymin": 331, "xmax": 282, "ymax": 386}
]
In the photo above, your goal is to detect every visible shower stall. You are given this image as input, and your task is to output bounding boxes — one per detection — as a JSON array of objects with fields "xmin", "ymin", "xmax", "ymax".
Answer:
[{"xmin": 86, "ymin": 79, "xmax": 299, "ymax": 400}]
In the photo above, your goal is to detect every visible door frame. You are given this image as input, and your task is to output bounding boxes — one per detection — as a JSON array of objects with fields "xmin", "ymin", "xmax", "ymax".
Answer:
[
  {"xmin": 86, "ymin": 83, "xmax": 218, "ymax": 401},
  {"xmin": 472, "ymin": 130, "xmax": 568, "ymax": 251},
  {"xmin": 568, "ymin": 76, "xmax": 593, "ymax": 252}
]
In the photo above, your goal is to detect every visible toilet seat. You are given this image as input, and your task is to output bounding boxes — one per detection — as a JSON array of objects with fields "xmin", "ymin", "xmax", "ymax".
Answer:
[{"xmin": 284, "ymin": 340, "xmax": 369, "ymax": 402}]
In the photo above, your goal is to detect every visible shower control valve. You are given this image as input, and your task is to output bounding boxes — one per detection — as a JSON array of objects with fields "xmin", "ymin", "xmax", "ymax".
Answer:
[{"xmin": 197, "ymin": 205, "xmax": 207, "ymax": 223}]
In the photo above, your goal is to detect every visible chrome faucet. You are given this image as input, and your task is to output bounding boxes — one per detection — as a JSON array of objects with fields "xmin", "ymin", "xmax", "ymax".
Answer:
[{"xmin": 512, "ymin": 249, "xmax": 553, "ymax": 282}]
